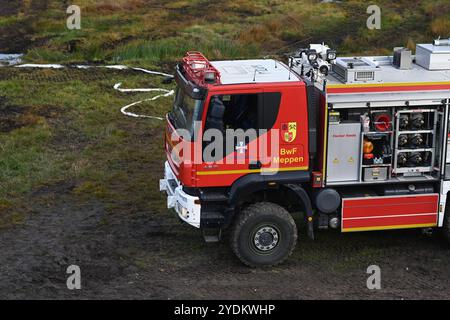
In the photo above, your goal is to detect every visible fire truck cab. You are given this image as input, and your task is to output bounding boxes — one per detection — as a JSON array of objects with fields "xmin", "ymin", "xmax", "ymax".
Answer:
[{"xmin": 160, "ymin": 41, "xmax": 450, "ymax": 267}]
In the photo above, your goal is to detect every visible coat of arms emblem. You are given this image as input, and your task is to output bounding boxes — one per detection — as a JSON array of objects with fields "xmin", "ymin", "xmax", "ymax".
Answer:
[{"xmin": 281, "ymin": 122, "xmax": 297, "ymax": 143}]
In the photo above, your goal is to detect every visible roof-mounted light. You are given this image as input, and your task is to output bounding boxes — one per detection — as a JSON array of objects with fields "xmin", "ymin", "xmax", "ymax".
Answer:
[
  {"xmin": 204, "ymin": 71, "xmax": 216, "ymax": 83},
  {"xmin": 326, "ymin": 49, "xmax": 337, "ymax": 61},
  {"xmin": 307, "ymin": 49, "xmax": 318, "ymax": 63},
  {"xmin": 319, "ymin": 64, "xmax": 329, "ymax": 75}
]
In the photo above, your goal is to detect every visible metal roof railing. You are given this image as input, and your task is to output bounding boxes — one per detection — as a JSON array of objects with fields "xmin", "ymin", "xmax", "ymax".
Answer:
[{"xmin": 182, "ymin": 51, "xmax": 221, "ymax": 86}]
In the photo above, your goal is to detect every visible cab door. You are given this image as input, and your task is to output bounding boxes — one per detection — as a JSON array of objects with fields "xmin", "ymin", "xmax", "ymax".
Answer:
[
  {"xmin": 263, "ymin": 85, "xmax": 309, "ymax": 176},
  {"xmin": 196, "ymin": 88, "xmax": 265, "ymax": 187}
]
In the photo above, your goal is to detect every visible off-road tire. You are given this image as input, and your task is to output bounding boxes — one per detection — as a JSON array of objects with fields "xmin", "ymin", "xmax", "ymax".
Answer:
[{"xmin": 231, "ymin": 202, "xmax": 297, "ymax": 267}]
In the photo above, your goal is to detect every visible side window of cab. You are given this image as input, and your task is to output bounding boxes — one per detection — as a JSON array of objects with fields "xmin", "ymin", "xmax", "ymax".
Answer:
[
  {"xmin": 205, "ymin": 94, "xmax": 260, "ymax": 132},
  {"xmin": 203, "ymin": 92, "xmax": 281, "ymax": 161}
]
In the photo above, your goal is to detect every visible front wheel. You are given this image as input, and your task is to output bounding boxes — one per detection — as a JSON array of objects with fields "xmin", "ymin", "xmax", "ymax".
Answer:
[{"xmin": 231, "ymin": 202, "xmax": 297, "ymax": 267}]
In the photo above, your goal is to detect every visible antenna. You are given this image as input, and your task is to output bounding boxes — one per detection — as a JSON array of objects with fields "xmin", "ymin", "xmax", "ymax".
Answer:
[
  {"xmin": 288, "ymin": 57, "xmax": 292, "ymax": 80},
  {"xmin": 253, "ymin": 68, "xmax": 257, "ymax": 82}
]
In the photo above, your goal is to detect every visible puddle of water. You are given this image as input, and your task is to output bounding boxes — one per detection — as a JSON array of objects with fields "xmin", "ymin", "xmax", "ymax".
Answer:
[{"xmin": 0, "ymin": 54, "xmax": 23, "ymax": 66}]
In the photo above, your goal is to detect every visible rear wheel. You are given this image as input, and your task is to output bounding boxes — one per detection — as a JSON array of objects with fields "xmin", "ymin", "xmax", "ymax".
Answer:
[{"xmin": 231, "ymin": 202, "xmax": 297, "ymax": 267}]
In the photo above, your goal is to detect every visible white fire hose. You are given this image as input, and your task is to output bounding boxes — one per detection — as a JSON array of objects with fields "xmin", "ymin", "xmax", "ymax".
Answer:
[
  {"xmin": 8, "ymin": 63, "xmax": 175, "ymax": 120},
  {"xmin": 114, "ymin": 83, "xmax": 174, "ymax": 120}
]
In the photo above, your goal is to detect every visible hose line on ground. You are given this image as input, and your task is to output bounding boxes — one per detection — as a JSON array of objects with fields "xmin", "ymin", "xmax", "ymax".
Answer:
[{"xmin": 8, "ymin": 63, "xmax": 175, "ymax": 120}]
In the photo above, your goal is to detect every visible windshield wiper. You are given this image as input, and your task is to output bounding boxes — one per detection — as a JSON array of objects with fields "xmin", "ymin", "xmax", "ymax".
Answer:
[{"xmin": 176, "ymin": 105, "xmax": 188, "ymax": 129}]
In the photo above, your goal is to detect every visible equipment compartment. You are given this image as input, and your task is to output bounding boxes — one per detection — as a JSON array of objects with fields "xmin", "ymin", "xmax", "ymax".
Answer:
[
  {"xmin": 326, "ymin": 122, "xmax": 361, "ymax": 182},
  {"xmin": 393, "ymin": 109, "xmax": 438, "ymax": 175},
  {"xmin": 326, "ymin": 104, "xmax": 445, "ymax": 186},
  {"xmin": 363, "ymin": 166, "xmax": 388, "ymax": 181}
]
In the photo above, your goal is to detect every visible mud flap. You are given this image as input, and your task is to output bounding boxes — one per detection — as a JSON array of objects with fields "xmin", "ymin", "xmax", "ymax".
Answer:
[
  {"xmin": 307, "ymin": 214, "xmax": 315, "ymax": 240},
  {"xmin": 285, "ymin": 184, "xmax": 315, "ymax": 240}
]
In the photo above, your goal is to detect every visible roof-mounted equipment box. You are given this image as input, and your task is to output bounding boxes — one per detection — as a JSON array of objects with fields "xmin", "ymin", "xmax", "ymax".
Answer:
[{"xmin": 416, "ymin": 42, "xmax": 450, "ymax": 70}]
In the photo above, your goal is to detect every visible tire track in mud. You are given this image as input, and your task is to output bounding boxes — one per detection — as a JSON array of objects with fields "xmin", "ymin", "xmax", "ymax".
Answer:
[
  {"xmin": 0, "ymin": 68, "xmax": 137, "ymax": 82},
  {"xmin": 0, "ymin": 190, "xmax": 129, "ymax": 299}
]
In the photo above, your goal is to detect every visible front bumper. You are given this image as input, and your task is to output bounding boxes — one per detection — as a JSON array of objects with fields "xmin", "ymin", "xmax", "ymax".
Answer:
[{"xmin": 160, "ymin": 161, "xmax": 201, "ymax": 228}]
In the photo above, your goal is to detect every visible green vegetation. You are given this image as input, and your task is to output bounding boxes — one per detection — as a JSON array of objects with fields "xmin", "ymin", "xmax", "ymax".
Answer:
[
  {"xmin": 0, "ymin": 0, "xmax": 449, "ymax": 221},
  {"xmin": 2, "ymin": 0, "xmax": 450, "ymax": 65},
  {"xmin": 0, "ymin": 68, "xmax": 170, "ymax": 221}
]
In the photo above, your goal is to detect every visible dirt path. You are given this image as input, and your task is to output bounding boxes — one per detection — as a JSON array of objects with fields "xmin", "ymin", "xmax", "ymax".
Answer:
[{"xmin": 0, "ymin": 182, "xmax": 449, "ymax": 299}]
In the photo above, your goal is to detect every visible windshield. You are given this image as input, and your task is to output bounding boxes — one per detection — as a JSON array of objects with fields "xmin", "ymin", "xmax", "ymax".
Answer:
[{"xmin": 170, "ymin": 87, "xmax": 203, "ymax": 140}]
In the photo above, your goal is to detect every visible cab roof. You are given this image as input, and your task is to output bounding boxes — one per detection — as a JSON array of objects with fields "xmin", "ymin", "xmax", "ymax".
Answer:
[{"xmin": 209, "ymin": 59, "xmax": 301, "ymax": 85}]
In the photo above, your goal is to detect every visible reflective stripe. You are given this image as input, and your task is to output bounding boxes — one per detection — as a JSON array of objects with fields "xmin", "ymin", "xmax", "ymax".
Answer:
[
  {"xmin": 196, "ymin": 166, "xmax": 308, "ymax": 176},
  {"xmin": 342, "ymin": 223, "xmax": 437, "ymax": 232}
]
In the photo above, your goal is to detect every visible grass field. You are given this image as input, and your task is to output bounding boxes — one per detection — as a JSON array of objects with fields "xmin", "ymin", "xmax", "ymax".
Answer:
[
  {"xmin": 0, "ymin": 0, "xmax": 450, "ymax": 299},
  {"xmin": 2, "ymin": 0, "xmax": 450, "ymax": 63},
  {"xmin": 0, "ymin": 66, "xmax": 172, "ymax": 226}
]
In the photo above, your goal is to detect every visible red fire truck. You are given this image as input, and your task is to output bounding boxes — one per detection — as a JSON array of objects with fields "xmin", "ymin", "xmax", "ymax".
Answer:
[{"xmin": 160, "ymin": 40, "xmax": 450, "ymax": 267}]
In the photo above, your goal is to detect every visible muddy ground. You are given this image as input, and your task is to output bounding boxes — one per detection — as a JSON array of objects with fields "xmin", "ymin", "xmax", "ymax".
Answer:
[{"xmin": 0, "ymin": 181, "xmax": 449, "ymax": 299}]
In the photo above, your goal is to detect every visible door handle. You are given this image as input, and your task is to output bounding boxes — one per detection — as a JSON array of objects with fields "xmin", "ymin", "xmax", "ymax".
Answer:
[{"xmin": 249, "ymin": 161, "xmax": 262, "ymax": 170}]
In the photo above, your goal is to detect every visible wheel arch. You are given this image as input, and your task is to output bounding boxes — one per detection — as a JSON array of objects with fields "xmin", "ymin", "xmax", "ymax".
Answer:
[
  {"xmin": 227, "ymin": 172, "xmax": 314, "ymax": 238},
  {"xmin": 228, "ymin": 171, "xmax": 311, "ymax": 207}
]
